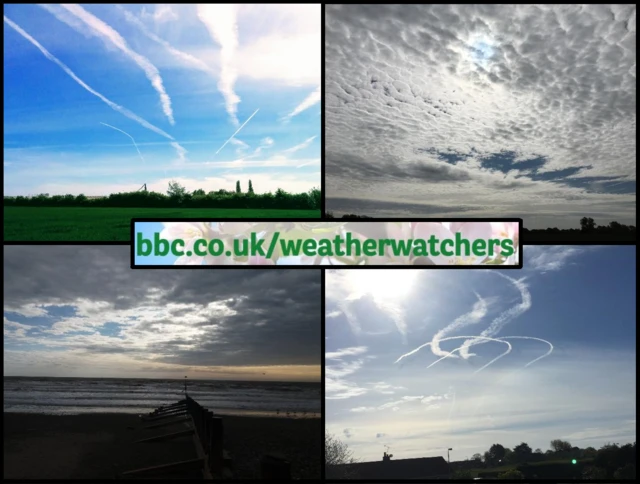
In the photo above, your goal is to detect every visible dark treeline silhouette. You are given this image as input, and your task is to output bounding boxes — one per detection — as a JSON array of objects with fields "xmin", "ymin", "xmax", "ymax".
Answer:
[
  {"xmin": 324, "ymin": 211, "xmax": 371, "ymax": 219},
  {"xmin": 4, "ymin": 181, "xmax": 321, "ymax": 211},
  {"xmin": 523, "ymin": 217, "xmax": 636, "ymax": 236},
  {"xmin": 450, "ymin": 439, "xmax": 636, "ymax": 480}
]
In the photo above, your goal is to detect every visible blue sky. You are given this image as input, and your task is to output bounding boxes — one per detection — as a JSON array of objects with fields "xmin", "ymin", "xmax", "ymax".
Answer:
[
  {"xmin": 326, "ymin": 246, "xmax": 636, "ymax": 461},
  {"xmin": 4, "ymin": 4, "xmax": 320, "ymax": 196}
]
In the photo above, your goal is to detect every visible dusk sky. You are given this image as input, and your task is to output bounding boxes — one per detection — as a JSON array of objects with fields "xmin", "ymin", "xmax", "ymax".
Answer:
[
  {"xmin": 4, "ymin": 4, "xmax": 320, "ymax": 196},
  {"xmin": 325, "ymin": 4, "xmax": 636, "ymax": 228},
  {"xmin": 325, "ymin": 246, "xmax": 636, "ymax": 461},
  {"xmin": 4, "ymin": 246, "xmax": 321, "ymax": 382}
]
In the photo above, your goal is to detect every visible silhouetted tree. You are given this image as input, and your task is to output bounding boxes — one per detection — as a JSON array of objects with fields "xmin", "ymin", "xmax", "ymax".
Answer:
[
  {"xmin": 513, "ymin": 442, "xmax": 533, "ymax": 462},
  {"xmin": 580, "ymin": 217, "xmax": 596, "ymax": 232},
  {"xmin": 550, "ymin": 439, "xmax": 572, "ymax": 453},
  {"xmin": 235, "ymin": 180, "xmax": 241, "ymax": 193},
  {"xmin": 325, "ymin": 433, "xmax": 358, "ymax": 479},
  {"xmin": 248, "ymin": 179, "xmax": 254, "ymax": 194},
  {"xmin": 485, "ymin": 444, "xmax": 506, "ymax": 466},
  {"xmin": 167, "ymin": 180, "xmax": 187, "ymax": 201}
]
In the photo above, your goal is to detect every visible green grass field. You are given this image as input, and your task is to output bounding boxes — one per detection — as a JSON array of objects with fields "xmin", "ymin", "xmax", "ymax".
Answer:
[{"xmin": 4, "ymin": 207, "xmax": 321, "ymax": 241}]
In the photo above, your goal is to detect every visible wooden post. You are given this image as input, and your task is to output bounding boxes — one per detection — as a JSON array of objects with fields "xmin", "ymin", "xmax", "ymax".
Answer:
[
  {"xmin": 260, "ymin": 455, "xmax": 291, "ymax": 480},
  {"xmin": 143, "ymin": 411, "xmax": 187, "ymax": 422},
  {"xmin": 135, "ymin": 428, "xmax": 194, "ymax": 443},
  {"xmin": 209, "ymin": 416, "xmax": 224, "ymax": 478},
  {"xmin": 121, "ymin": 458, "xmax": 204, "ymax": 477}
]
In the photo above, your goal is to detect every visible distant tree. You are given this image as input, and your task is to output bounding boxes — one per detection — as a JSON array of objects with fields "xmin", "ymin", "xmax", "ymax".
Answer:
[
  {"xmin": 583, "ymin": 447, "xmax": 597, "ymax": 458},
  {"xmin": 248, "ymin": 179, "xmax": 254, "ymax": 194},
  {"xmin": 534, "ymin": 448, "xmax": 542, "ymax": 454},
  {"xmin": 579, "ymin": 217, "xmax": 596, "ymax": 232},
  {"xmin": 192, "ymin": 188, "xmax": 205, "ymax": 196},
  {"xmin": 550, "ymin": 439, "xmax": 572, "ymax": 453},
  {"xmin": 167, "ymin": 180, "xmax": 187, "ymax": 200},
  {"xmin": 513, "ymin": 442, "xmax": 533, "ymax": 462},
  {"xmin": 236, "ymin": 180, "xmax": 241, "ymax": 193},
  {"xmin": 485, "ymin": 444, "xmax": 506, "ymax": 467},
  {"xmin": 325, "ymin": 433, "xmax": 358, "ymax": 479},
  {"xmin": 498, "ymin": 469, "xmax": 524, "ymax": 480},
  {"xmin": 471, "ymin": 453, "xmax": 483, "ymax": 463}
]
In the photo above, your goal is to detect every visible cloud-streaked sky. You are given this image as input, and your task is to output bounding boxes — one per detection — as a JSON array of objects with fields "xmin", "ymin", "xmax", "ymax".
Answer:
[
  {"xmin": 4, "ymin": 4, "xmax": 320, "ymax": 196},
  {"xmin": 325, "ymin": 4, "xmax": 636, "ymax": 229},
  {"xmin": 325, "ymin": 246, "xmax": 636, "ymax": 461},
  {"xmin": 4, "ymin": 246, "xmax": 321, "ymax": 382}
]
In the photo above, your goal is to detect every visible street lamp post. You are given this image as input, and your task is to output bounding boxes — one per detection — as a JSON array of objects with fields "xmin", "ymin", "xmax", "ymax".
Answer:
[{"xmin": 448, "ymin": 448, "xmax": 453, "ymax": 478}]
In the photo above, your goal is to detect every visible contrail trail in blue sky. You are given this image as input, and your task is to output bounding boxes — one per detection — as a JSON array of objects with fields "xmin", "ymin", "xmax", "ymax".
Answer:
[{"xmin": 215, "ymin": 108, "xmax": 259, "ymax": 154}]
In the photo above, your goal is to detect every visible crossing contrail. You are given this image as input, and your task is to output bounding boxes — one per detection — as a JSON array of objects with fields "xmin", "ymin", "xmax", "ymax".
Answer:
[
  {"xmin": 215, "ymin": 108, "xmax": 259, "ymax": 154},
  {"xmin": 431, "ymin": 291, "xmax": 487, "ymax": 358},
  {"xmin": 459, "ymin": 272, "xmax": 531, "ymax": 359},
  {"xmin": 395, "ymin": 335, "xmax": 513, "ymax": 374},
  {"xmin": 100, "ymin": 122, "xmax": 144, "ymax": 164}
]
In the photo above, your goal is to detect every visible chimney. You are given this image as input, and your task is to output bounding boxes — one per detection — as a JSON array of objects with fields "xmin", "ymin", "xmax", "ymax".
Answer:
[{"xmin": 383, "ymin": 452, "xmax": 393, "ymax": 462}]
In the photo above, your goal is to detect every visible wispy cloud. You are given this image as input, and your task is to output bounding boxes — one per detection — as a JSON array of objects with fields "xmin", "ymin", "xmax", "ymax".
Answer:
[
  {"xmin": 43, "ymin": 4, "xmax": 175, "ymax": 125},
  {"xmin": 285, "ymin": 86, "xmax": 321, "ymax": 119},
  {"xmin": 326, "ymin": 346, "xmax": 368, "ymax": 360},
  {"xmin": 525, "ymin": 246, "xmax": 589, "ymax": 273},
  {"xmin": 197, "ymin": 4, "xmax": 240, "ymax": 126},
  {"xmin": 118, "ymin": 6, "xmax": 213, "ymax": 75},
  {"xmin": 281, "ymin": 136, "xmax": 317, "ymax": 154}
]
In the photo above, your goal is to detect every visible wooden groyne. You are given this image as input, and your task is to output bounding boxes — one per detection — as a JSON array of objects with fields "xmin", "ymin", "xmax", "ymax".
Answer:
[{"xmin": 120, "ymin": 396, "xmax": 291, "ymax": 480}]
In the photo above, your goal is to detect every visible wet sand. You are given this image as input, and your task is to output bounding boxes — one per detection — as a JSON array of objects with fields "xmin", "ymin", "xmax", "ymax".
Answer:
[{"xmin": 3, "ymin": 412, "xmax": 321, "ymax": 480}]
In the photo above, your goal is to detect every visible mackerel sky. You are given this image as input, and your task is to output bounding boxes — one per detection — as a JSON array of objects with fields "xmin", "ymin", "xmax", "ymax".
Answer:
[
  {"xmin": 325, "ymin": 4, "xmax": 636, "ymax": 228},
  {"xmin": 4, "ymin": 4, "xmax": 320, "ymax": 196},
  {"xmin": 325, "ymin": 246, "xmax": 636, "ymax": 461}
]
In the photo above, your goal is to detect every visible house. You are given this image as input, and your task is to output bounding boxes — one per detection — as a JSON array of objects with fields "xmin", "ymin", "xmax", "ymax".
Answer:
[{"xmin": 331, "ymin": 452, "xmax": 451, "ymax": 480}]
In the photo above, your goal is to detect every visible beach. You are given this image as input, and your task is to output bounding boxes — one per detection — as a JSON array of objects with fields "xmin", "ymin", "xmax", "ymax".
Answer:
[{"xmin": 3, "ymin": 412, "xmax": 321, "ymax": 480}]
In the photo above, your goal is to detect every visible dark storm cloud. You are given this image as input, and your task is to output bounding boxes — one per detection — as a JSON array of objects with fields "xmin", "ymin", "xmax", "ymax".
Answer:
[
  {"xmin": 326, "ymin": 4, "xmax": 636, "ymax": 228},
  {"xmin": 4, "ymin": 246, "xmax": 321, "ymax": 367}
]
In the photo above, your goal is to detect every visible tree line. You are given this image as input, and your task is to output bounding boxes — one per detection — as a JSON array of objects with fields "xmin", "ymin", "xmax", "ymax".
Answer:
[
  {"xmin": 523, "ymin": 217, "xmax": 636, "ymax": 235},
  {"xmin": 452, "ymin": 439, "xmax": 635, "ymax": 480},
  {"xmin": 4, "ymin": 180, "xmax": 321, "ymax": 211}
]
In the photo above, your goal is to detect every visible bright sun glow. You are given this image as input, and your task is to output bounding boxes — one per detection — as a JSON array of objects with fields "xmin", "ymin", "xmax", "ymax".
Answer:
[{"xmin": 349, "ymin": 270, "xmax": 419, "ymax": 300}]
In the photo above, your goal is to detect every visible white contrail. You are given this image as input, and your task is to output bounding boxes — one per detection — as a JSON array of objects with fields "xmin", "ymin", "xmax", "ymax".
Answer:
[
  {"xmin": 431, "ymin": 292, "xmax": 487, "ymax": 358},
  {"xmin": 395, "ymin": 335, "xmax": 512, "ymax": 374},
  {"xmin": 100, "ymin": 122, "xmax": 144, "ymax": 164},
  {"xmin": 459, "ymin": 272, "xmax": 531, "ymax": 359},
  {"xmin": 118, "ymin": 6, "xmax": 214, "ymax": 75},
  {"xmin": 285, "ymin": 86, "xmax": 321, "ymax": 119},
  {"xmin": 197, "ymin": 4, "xmax": 240, "ymax": 125},
  {"xmin": 45, "ymin": 4, "xmax": 175, "ymax": 124},
  {"xmin": 215, "ymin": 109, "xmax": 259, "ymax": 155},
  {"xmin": 3, "ymin": 16, "xmax": 175, "ymax": 143}
]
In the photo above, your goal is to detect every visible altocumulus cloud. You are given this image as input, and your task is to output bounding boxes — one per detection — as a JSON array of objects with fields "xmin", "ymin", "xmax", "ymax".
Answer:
[
  {"xmin": 325, "ymin": 4, "xmax": 636, "ymax": 228},
  {"xmin": 3, "ymin": 246, "xmax": 321, "ymax": 380}
]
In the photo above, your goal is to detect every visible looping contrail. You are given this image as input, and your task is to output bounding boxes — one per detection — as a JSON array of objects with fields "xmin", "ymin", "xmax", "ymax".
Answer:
[
  {"xmin": 395, "ymin": 335, "xmax": 513, "ymax": 374},
  {"xmin": 395, "ymin": 335, "xmax": 553, "ymax": 373},
  {"xmin": 215, "ymin": 108, "xmax": 259, "ymax": 155},
  {"xmin": 100, "ymin": 122, "xmax": 144, "ymax": 164}
]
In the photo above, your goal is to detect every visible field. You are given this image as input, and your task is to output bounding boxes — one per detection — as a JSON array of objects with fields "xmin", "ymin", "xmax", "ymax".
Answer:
[{"xmin": 4, "ymin": 207, "xmax": 321, "ymax": 241}]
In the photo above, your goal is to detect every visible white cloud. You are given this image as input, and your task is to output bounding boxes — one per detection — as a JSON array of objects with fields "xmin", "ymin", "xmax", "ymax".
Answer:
[{"xmin": 285, "ymin": 86, "xmax": 321, "ymax": 119}]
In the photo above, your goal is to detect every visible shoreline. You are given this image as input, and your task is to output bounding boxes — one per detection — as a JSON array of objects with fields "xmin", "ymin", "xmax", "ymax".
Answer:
[{"xmin": 4, "ymin": 412, "xmax": 321, "ymax": 479}]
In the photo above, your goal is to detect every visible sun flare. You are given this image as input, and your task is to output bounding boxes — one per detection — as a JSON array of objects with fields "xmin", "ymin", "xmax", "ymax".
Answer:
[{"xmin": 349, "ymin": 270, "xmax": 419, "ymax": 300}]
